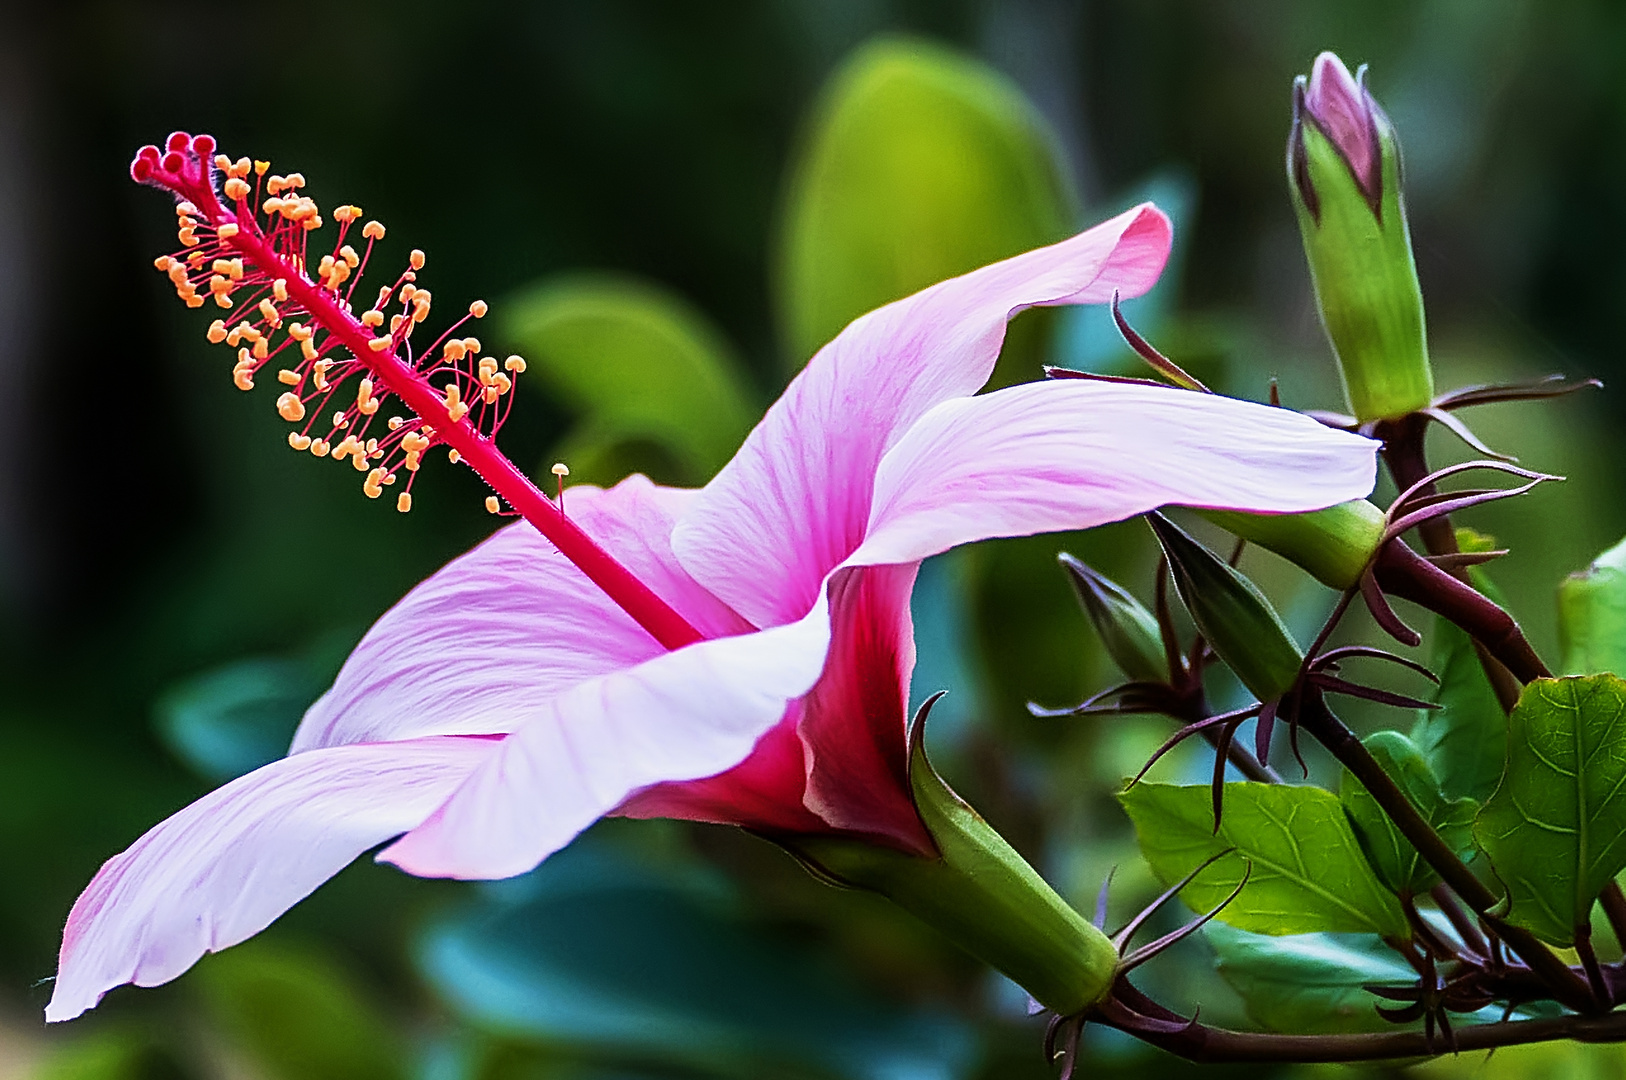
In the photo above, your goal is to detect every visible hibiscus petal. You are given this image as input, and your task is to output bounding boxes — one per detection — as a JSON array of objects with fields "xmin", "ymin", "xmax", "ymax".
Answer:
[
  {"xmin": 615, "ymin": 563, "xmax": 932, "ymax": 855},
  {"xmin": 850, "ymin": 381, "xmax": 1379, "ymax": 567},
  {"xmin": 46, "ymin": 736, "xmax": 494, "ymax": 1023},
  {"xmin": 674, "ymin": 204, "xmax": 1172, "ymax": 629},
  {"xmin": 293, "ymin": 475, "xmax": 747, "ymax": 752},
  {"xmin": 378, "ymin": 589, "xmax": 837, "ymax": 880}
]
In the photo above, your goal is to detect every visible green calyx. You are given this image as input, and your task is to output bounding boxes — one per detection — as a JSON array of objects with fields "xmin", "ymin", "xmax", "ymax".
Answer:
[
  {"xmin": 1197, "ymin": 499, "xmax": 1385, "ymax": 591},
  {"xmin": 783, "ymin": 698, "xmax": 1118, "ymax": 1015},
  {"xmin": 1290, "ymin": 95, "xmax": 1433, "ymax": 422},
  {"xmin": 1147, "ymin": 513, "xmax": 1304, "ymax": 702},
  {"xmin": 1057, "ymin": 552, "xmax": 1169, "ymax": 684}
]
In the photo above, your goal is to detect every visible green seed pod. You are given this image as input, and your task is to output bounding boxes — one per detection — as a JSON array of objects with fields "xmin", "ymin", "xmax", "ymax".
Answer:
[
  {"xmin": 1147, "ymin": 513, "xmax": 1304, "ymax": 702},
  {"xmin": 1058, "ymin": 552, "xmax": 1169, "ymax": 684},
  {"xmin": 1289, "ymin": 52, "xmax": 1433, "ymax": 422},
  {"xmin": 1198, "ymin": 499, "xmax": 1386, "ymax": 591}
]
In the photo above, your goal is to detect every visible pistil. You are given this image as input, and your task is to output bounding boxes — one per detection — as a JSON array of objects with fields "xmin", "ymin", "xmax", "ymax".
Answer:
[{"xmin": 134, "ymin": 133, "xmax": 703, "ymax": 651}]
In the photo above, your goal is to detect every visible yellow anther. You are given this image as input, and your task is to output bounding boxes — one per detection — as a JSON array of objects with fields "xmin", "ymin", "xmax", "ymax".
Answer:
[
  {"xmin": 357, "ymin": 378, "xmax": 379, "ymax": 415},
  {"xmin": 217, "ymin": 222, "xmax": 240, "ymax": 239},
  {"xmin": 363, "ymin": 467, "xmax": 386, "ymax": 499},
  {"xmin": 330, "ymin": 434, "xmax": 358, "ymax": 461},
  {"xmin": 339, "ymin": 245, "xmax": 359, "ymax": 268},
  {"xmin": 552, "ymin": 462, "xmax": 570, "ymax": 478},
  {"xmin": 224, "ymin": 178, "xmax": 250, "ymax": 201},
  {"xmin": 478, "ymin": 356, "xmax": 498, "ymax": 380},
  {"xmin": 288, "ymin": 432, "xmax": 313, "ymax": 451},
  {"xmin": 469, "ymin": 300, "xmax": 488, "ymax": 318},
  {"xmin": 212, "ymin": 293, "xmax": 231, "ymax": 309},
  {"xmin": 376, "ymin": 285, "xmax": 394, "ymax": 307},
  {"xmin": 232, "ymin": 157, "xmax": 252, "ymax": 177},
  {"xmin": 301, "ymin": 338, "xmax": 319, "ymax": 361},
  {"xmin": 267, "ymin": 176, "xmax": 287, "ymax": 196},
  {"xmin": 274, "ymin": 279, "xmax": 288, "ymax": 302},
  {"xmin": 504, "ymin": 355, "xmax": 527, "ymax": 373},
  {"xmin": 233, "ymin": 367, "xmax": 254, "ymax": 391},
  {"xmin": 411, "ymin": 298, "xmax": 431, "ymax": 323},
  {"xmin": 493, "ymin": 372, "xmax": 512, "ymax": 395},
  {"xmin": 365, "ymin": 438, "xmax": 380, "ymax": 454},
  {"xmin": 209, "ymin": 275, "xmax": 230, "ymax": 295},
  {"xmin": 443, "ymin": 340, "xmax": 467, "ymax": 362},
  {"xmin": 442, "ymin": 383, "xmax": 468, "ymax": 423},
  {"xmin": 360, "ymin": 310, "xmax": 384, "ymax": 328},
  {"xmin": 335, "ymin": 205, "xmax": 361, "ymax": 223},
  {"xmin": 252, "ymin": 338, "xmax": 269, "ymax": 360},
  {"xmin": 276, "ymin": 392, "xmax": 306, "ymax": 422},
  {"xmin": 262, "ymin": 198, "xmax": 284, "ymax": 215},
  {"xmin": 167, "ymin": 264, "xmax": 188, "ymax": 285},
  {"xmin": 333, "ymin": 410, "xmax": 348, "ymax": 428},
  {"xmin": 253, "ymin": 159, "xmax": 269, "ymax": 176},
  {"xmin": 185, "ymin": 293, "xmax": 205, "ymax": 307},
  {"xmin": 389, "ymin": 313, "xmax": 405, "ymax": 334},
  {"xmin": 404, "ymin": 450, "xmax": 422, "ymax": 471},
  {"xmin": 278, "ymin": 369, "xmax": 301, "ymax": 385},
  {"xmin": 301, "ymin": 215, "xmax": 323, "ymax": 232},
  {"xmin": 448, "ymin": 448, "xmax": 461, "ymax": 464},
  {"xmin": 352, "ymin": 451, "xmax": 370, "ymax": 472},
  {"xmin": 211, "ymin": 259, "xmax": 232, "ymax": 275},
  {"xmin": 409, "ymin": 249, "xmax": 425, "ymax": 270},
  {"xmin": 362, "ymin": 220, "xmax": 385, "ymax": 240},
  {"xmin": 399, "ymin": 284, "xmax": 417, "ymax": 302},
  {"xmin": 287, "ymin": 322, "xmax": 312, "ymax": 342},
  {"xmin": 485, "ymin": 496, "xmax": 500, "ymax": 514},
  {"xmin": 258, "ymin": 298, "xmax": 279, "ymax": 323},
  {"xmin": 179, "ymin": 229, "xmax": 199, "ymax": 247},
  {"xmin": 207, "ymin": 320, "xmax": 227, "ymax": 343},
  {"xmin": 310, "ymin": 437, "xmax": 330, "ymax": 457},
  {"xmin": 317, "ymin": 254, "xmax": 336, "ymax": 274},
  {"xmin": 388, "ymin": 416, "xmax": 404, "ymax": 430},
  {"xmin": 314, "ymin": 359, "xmax": 333, "ymax": 390},
  {"xmin": 396, "ymin": 492, "xmax": 412, "ymax": 513},
  {"xmin": 368, "ymin": 336, "xmax": 391, "ymax": 353},
  {"xmin": 214, "ymin": 154, "xmax": 231, "ymax": 170},
  {"xmin": 483, "ymin": 385, "xmax": 498, "ymax": 404},
  {"xmin": 286, "ymin": 172, "xmax": 306, "ymax": 189},
  {"xmin": 177, "ymin": 201, "xmax": 199, "ymax": 216},
  {"xmin": 401, "ymin": 432, "xmax": 430, "ymax": 453},
  {"xmin": 154, "ymin": 255, "xmax": 175, "ymax": 271},
  {"xmin": 463, "ymin": 336, "xmax": 481, "ymax": 354}
]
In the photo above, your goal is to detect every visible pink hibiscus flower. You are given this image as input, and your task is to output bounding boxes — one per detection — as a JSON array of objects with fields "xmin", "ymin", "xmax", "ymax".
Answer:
[{"xmin": 47, "ymin": 134, "xmax": 1378, "ymax": 1022}]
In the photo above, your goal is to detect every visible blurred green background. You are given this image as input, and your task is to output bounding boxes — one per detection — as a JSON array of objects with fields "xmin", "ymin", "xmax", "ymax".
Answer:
[{"xmin": 4, "ymin": 1, "xmax": 1626, "ymax": 1077}]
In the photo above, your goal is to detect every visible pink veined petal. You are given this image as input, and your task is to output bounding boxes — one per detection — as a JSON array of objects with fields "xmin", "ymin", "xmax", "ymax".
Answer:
[
  {"xmin": 292, "ymin": 475, "xmax": 747, "ymax": 753},
  {"xmin": 849, "ymin": 380, "xmax": 1379, "ymax": 568},
  {"xmin": 46, "ymin": 736, "xmax": 496, "ymax": 1023},
  {"xmin": 674, "ymin": 204, "xmax": 1172, "ymax": 629},
  {"xmin": 379, "ymin": 586, "xmax": 838, "ymax": 880},
  {"xmin": 616, "ymin": 562, "xmax": 932, "ymax": 855}
]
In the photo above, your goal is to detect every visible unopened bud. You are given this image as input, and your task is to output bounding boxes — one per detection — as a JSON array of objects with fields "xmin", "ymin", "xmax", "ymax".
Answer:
[
  {"xmin": 1289, "ymin": 52, "xmax": 1433, "ymax": 421},
  {"xmin": 1058, "ymin": 553, "xmax": 1168, "ymax": 684},
  {"xmin": 1147, "ymin": 513, "xmax": 1303, "ymax": 702},
  {"xmin": 1197, "ymin": 499, "xmax": 1386, "ymax": 591}
]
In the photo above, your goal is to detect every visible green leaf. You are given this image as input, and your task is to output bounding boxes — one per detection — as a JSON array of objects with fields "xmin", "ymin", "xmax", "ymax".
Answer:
[
  {"xmin": 775, "ymin": 35, "xmax": 1073, "ymax": 368},
  {"xmin": 1559, "ymin": 534, "xmax": 1626, "ymax": 677},
  {"xmin": 504, "ymin": 273, "xmax": 757, "ymax": 486},
  {"xmin": 193, "ymin": 939, "xmax": 405, "ymax": 1080},
  {"xmin": 1475, "ymin": 674, "xmax": 1626, "ymax": 945},
  {"xmin": 1411, "ymin": 528, "xmax": 1510, "ymax": 802},
  {"xmin": 1204, "ymin": 923, "xmax": 1413, "ymax": 1034},
  {"xmin": 1339, "ymin": 730, "xmax": 1478, "ymax": 896},
  {"xmin": 1120, "ymin": 781, "xmax": 1408, "ymax": 938},
  {"xmin": 418, "ymin": 838, "xmax": 975, "ymax": 1080}
]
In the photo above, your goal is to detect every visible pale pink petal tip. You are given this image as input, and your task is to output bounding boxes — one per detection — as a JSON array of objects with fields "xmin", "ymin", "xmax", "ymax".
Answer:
[{"xmin": 1305, "ymin": 51, "xmax": 1377, "ymax": 186}]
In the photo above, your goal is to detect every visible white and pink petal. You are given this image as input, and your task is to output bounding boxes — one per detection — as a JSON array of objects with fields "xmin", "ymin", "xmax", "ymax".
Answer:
[{"xmin": 47, "ymin": 735, "xmax": 496, "ymax": 1023}]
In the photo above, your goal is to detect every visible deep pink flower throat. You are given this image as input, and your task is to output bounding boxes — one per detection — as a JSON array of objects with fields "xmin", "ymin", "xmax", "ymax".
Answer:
[{"xmin": 132, "ymin": 132, "xmax": 703, "ymax": 651}]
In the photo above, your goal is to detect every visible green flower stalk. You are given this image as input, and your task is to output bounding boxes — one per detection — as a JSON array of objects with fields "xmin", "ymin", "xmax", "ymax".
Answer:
[{"xmin": 1289, "ymin": 52, "xmax": 1433, "ymax": 422}]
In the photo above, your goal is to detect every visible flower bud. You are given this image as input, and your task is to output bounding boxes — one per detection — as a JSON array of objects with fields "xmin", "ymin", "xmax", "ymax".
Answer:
[
  {"xmin": 785, "ymin": 703, "xmax": 1118, "ymax": 1014},
  {"xmin": 1058, "ymin": 552, "xmax": 1169, "ymax": 684},
  {"xmin": 1289, "ymin": 52, "xmax": 1433, "ymax": 422},
  {"xmin": 1147, "ymin": 513, "xmax": 1303, "ymax": 702},
  {"xmin": 1197, "ymin": 499, "xmax": 1386, "ymax": 591},
  {"xmin": 1558, "ymin": 534, "xmax": 1626, "ymax": 677}
]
